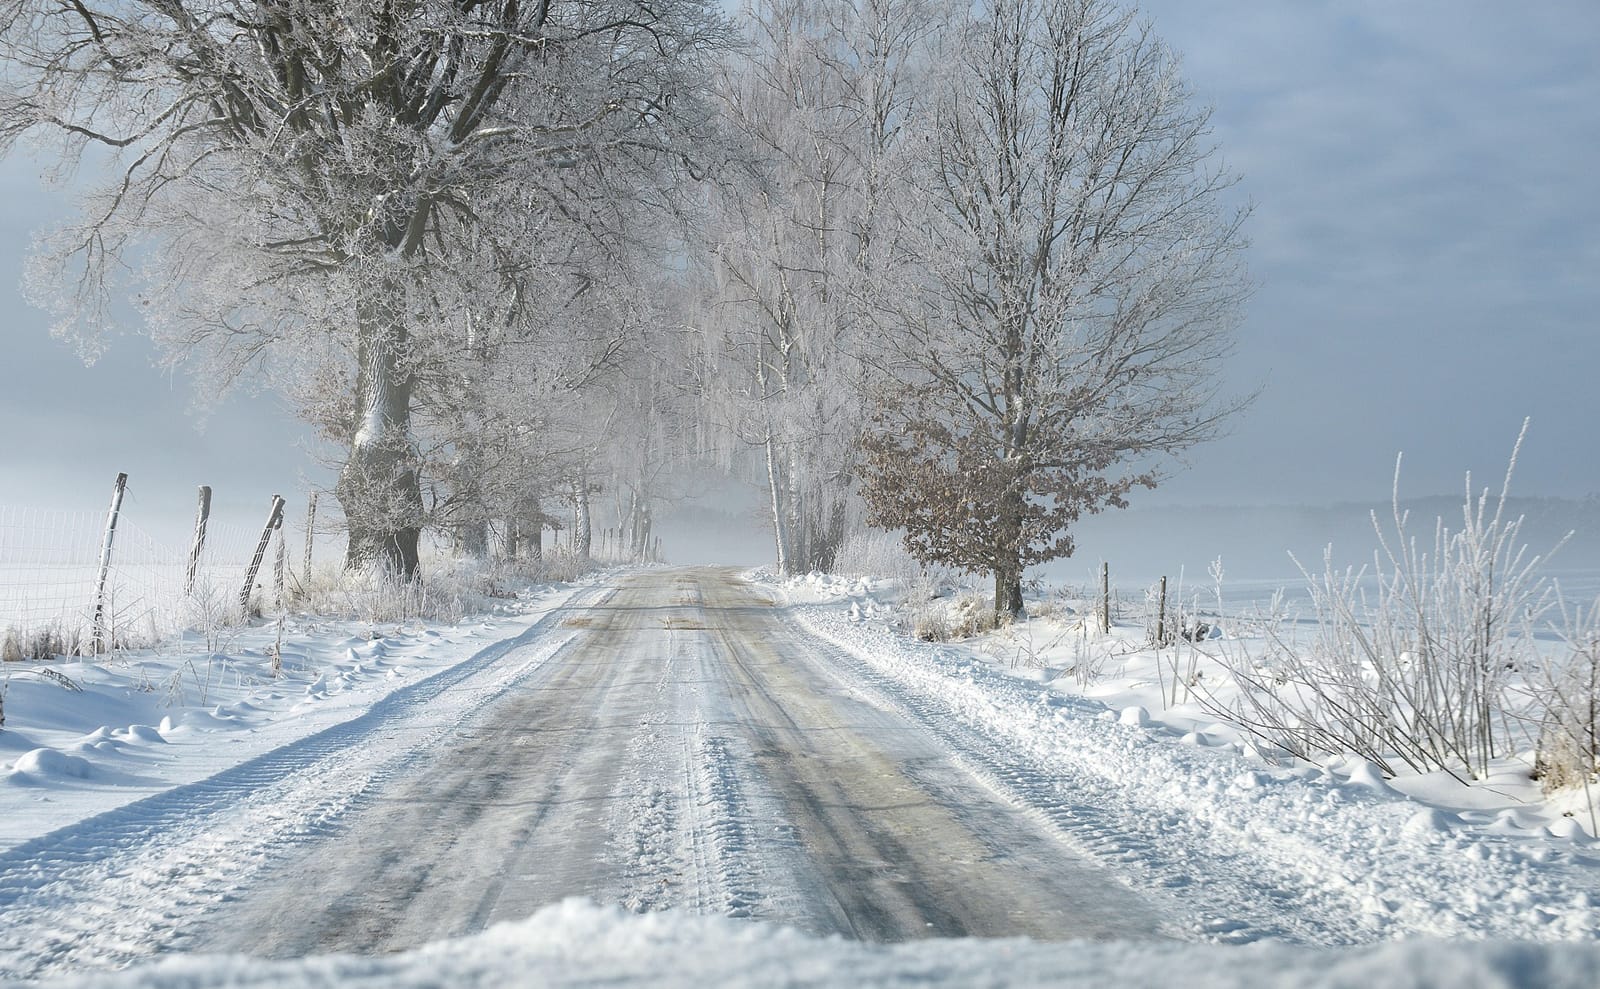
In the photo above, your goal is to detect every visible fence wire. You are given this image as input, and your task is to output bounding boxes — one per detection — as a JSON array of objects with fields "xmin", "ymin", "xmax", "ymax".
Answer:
[{"xmin": 0, "ymin": 504, "xmax": 280, "ymax": 654}]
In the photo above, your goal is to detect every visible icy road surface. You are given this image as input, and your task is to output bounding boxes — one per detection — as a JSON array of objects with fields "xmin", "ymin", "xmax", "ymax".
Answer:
[{"xmin": 0, "ymin": 569, "xmax": 1169, "ymax": 979}]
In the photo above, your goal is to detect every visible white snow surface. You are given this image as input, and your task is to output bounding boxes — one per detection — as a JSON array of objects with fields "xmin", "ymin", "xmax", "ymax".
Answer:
[
  {"xmin": 1, "ymin": 581, "xmax": 591, "ymax": 854},
  {"xmin": 767, "ymin": 572, "xmax": 1600, "ymax": 944},
  {"xmin": 22, "ymin": 899, "xmax": 1600, "ymax": 989},
  {"xmin": 4, "ymin": 566, "xmax": 1600, "ymax": 986}
]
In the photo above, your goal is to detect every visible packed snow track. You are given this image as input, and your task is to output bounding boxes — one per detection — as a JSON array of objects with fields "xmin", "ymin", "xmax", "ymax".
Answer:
[{"xmin": 0, "ymin": 568, "xmax": 1169, "ymax": 979}]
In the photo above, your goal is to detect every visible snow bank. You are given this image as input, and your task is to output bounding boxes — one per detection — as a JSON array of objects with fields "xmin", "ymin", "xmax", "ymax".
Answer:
[
  {"xmin": 41, "ymin": 900, "xmax": 1600, "ymax": 988},
  {"xmin": 9, "ymin": 747, "xmax": 92, "ymax": 782},
  {"xmin": 763, "ymin": 574, "xmax": 1600, "ymax": 944},
  {"xmin": 0, "ymin": 579, "xmax": 590, "ymax": 854}
]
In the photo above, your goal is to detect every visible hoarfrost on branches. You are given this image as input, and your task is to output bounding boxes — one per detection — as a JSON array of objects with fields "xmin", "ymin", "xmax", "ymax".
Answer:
[{"xmin": 859, "ymin": 0, "xmax": 1251, "ymax": 616}]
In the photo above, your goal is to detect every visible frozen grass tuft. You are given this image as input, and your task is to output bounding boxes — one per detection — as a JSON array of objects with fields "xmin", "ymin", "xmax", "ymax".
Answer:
[
  {"xmin": 285, "ymin": 551, "xmax": 599, "ymax": 624},
  {"xmin": 3, "ymin": 622, "xmax": 84, "ymax": 662}
]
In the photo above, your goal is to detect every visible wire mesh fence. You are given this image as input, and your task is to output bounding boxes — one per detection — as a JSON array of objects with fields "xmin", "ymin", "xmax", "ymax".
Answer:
[
  {"xmin": 0, "ymin": 501, "xmax": 289, "ymax": 658},
  {"xmin": 2, "ymin": 476, "xmax": 654, "ymax": 659}
]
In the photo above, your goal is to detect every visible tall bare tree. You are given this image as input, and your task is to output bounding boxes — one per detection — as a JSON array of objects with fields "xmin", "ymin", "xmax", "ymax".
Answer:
[
  {"xmin": 861, "ymin": 0, "xmax": 1251, "ymax": 616},
  {"xmin": 1, "ymin": 0, "xmax": 725, "ymax": 575},
  {"xmin": 702, "ymin": 0, "xmax": 938, "ymax": 575}
]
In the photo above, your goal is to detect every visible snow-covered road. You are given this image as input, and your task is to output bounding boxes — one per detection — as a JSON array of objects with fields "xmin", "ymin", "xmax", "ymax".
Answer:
[
  {"xmin": 0, "ymin": 569, "xmax": 1170, "ymax": 980},
  {"xmin": 193, "ymin": 567, "xmax": 1167, "ymax": 954}
]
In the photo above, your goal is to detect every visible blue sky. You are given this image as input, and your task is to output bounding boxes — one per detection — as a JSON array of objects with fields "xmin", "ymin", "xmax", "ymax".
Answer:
[
  {"xmin": 1132, "ymin": 0, "xmax": 1600, "ymax": 504},
  {"xmin": 2, "ymin": 0, "xmax": 1597, "ymax": 542}
]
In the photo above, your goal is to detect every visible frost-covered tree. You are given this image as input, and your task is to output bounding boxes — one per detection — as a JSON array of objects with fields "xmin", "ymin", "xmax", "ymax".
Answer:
[
  {"xmin": 0, "ymin": 0, "xmax": 726, "ymax": 576},
  {"xmin": 861, "ymin": 0, "xmax": 1250, "ymax": 616},
  {"xmin": 404, "ymin": 194, "xmax": 647, "ymax": 562},
  {"xmin": 702, "ymin": 0, "xmax": 938, "ymax": 575}
]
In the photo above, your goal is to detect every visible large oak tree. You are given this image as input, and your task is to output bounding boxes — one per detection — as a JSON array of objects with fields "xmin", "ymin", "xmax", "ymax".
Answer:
[
  {"xmin": 861, "ymin": 0, "xmax": 1251, "ymax": 616},
  {"xmin": 2, "ymin": 0, "xmax": 725, "ymax": 575}
]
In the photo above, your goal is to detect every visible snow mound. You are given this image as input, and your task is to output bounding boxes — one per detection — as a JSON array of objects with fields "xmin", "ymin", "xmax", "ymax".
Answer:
[
  {"xmin": 1342, "ymin": 760, "xmax": 1401, "ymax": 797},
  {"xmin": 10, "ymin": 748, "xmax": 93, "ymax": 782},
  {"xmin": 40, "ymin": 901, "xmax": 1600, "ymax": 988},
  {"xmin": 120, "ymin": 725, "xmax": 167, "ymax": 744},
  {"xmin": 1401, "ymin": 809, "xmax": 1454, "ymax": 840},
  {"xmin": 1118, "ymin": 705, "xmax": 1151, "ymax": 727}
]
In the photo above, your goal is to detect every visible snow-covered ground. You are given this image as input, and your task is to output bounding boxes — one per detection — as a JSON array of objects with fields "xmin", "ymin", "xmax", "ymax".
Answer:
[
  {"xmin": 4, "ymin": 565, "xmax": 1600, "ymax": 987},
  {"xmin": 1, "ymin": 580, "xmax": 591, "ymax": 855},
  {"xmin": 766, "ymin": 571, "xmax": 1600, "ymax": 944},
  {"xmin": 29, "ymin": 899, "xmax": 1600, "ymax": 989}
]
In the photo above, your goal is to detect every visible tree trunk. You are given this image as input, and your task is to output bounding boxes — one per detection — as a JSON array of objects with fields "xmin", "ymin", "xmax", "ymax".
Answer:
[
  {"xmin": 764, "ymin": 432, "xmax": 791, "ymax": 576},
  {"xmin": 573, "ymin": 472, "xmax": 593, "ymax": 559},
  {"xmin": 456, "ymin": 519, "xmax": 488, "ymax": 559},
  {"xmin": 527, "ymin": 495, "xmax": 543, "ymax": 560},
  {"xmin": 814, "ymin": 497, "xmax": 847, "ymax": 573},
  {"xmin": 992, "ymin": 484, "xmax": 1026, "ymax": 619},
  {"xmin": 787, "ymin": 447, "xmax": 808, "ymax": 572},
  {"xmin": 337, "ymin": 289, "xmax": 421, "ymax": 578},
  {"xmin": 501, "ymin": 519, "xmax": 520, "ymax": 561},
  {"xmin": 627, "ymin": 488, "xmax": 643, "ymax": 559},
  {"xmin": 993, "ymin": 568, "xmax": 1025, "ymax": 620}
]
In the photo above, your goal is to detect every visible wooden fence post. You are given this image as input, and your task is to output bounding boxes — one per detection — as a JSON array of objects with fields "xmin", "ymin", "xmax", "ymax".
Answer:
[
  {"xmin": 273, "ymin": 510, "xmax": 287, "ymax": 610},
  {"xmin": 1100, "ymin": 561, "xmax": 1111, "ymax": 634},
  {"xmin": 303, "ymin": 491, "xmax": 318, "ymax": 579},
  {"xmin": 241, "ymin": 494, "xmax": 286, "ymax": 614},
  {"xmin": 90, "ymin": 472, "xmax": 129, "ymax": 655},
  {"xmin": 1157, "ymin": 575, "xmax": 1168, "ymax": 645},
  {"xmin": 184, "ymin": 484, "xmax": 212, "ymax": 596}
]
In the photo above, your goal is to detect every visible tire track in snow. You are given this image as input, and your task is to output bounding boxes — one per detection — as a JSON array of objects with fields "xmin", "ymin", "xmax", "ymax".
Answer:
[
  {"xmin": 705, "ymin": 573, "xmax": 1171, "ymax": 942},
  {"xmin": 606, "ymin": 575, "xmax": 796, "ymax": 924}
]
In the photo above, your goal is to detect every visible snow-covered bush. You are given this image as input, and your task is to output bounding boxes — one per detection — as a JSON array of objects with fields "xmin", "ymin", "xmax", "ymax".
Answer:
[
  {"xmin": 949, "ymin": 593, "xmax": 1008, "ymax": 639},
  {"xmin": 180, "ymin": 582, "xmax": 245, "ymax": 654},
  {"xmin": 1533, "ymin": 595, "xmax": 1600, "ymax": 806},
  {"xmin": 1205, "ymin": 426, "xmax": 1562, "ymax": 781},
  {"xmin": 909, "ymin": 599, "xmax": 952, "ymax": 642},
  {"xmin": 835, "ymin": 528, "xmax": 966, "ymax": 640}
]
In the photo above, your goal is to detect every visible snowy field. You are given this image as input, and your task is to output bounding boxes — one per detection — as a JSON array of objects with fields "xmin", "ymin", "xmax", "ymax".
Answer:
[{"xmin": 2, "ymin": 566, "xmax": 1599, "ymax": 986}]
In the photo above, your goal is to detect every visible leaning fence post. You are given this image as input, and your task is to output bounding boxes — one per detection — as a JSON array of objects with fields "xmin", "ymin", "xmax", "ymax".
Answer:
[
  {"xmin": 185, "ymin": 485, "xmax": 212, "ymax": 595},
  {"xmin": 302, "ymin": 491, "xmax": 318, "ymax": 578},
  {"xmin": 1100, "ymin": 561, "xmax": 1111, "ymax": 634},
  {"xmin": 90, "ymin": 472, "xmax": 129, "ymax": 655},
  {"xmin": 241, "ymin": 494, "xmax": 286, "ymax": 614}
]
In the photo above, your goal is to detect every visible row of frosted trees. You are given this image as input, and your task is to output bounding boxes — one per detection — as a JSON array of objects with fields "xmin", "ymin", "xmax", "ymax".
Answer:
[{"xmin": 3, "ymin": 0, "xmax": 1249, "ymax": 613}]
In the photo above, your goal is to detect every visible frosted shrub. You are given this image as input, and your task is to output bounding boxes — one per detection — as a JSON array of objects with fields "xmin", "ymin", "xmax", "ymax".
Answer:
[
  {"xmin": 524, "ymin": 550, "xmax": 593, "ymax": 585},
  {"xmin": 291, "ymin": 559, "xmax": 481, "ymax": 624},
  {"xmin": 834, "ymin": 528, "xmax": 960, "ymax": 596},
  {"xmin": 181, "ymin": 581, "xmax": 245, "ymax": 653},
  {"xmin": 948, "ymin": 593, "xmax": 1007, "ymax": 639},
  {"xmin": 1533, "ymin": 595, "xmax": 1600, "ymax": 806},
  {"xmin": 1207, "ymin": 425, "xmax": 1560, "ymax": 781},
  {"xmin": 909, "ymin": 600, "xmax": 952, "ymax": 642}
]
